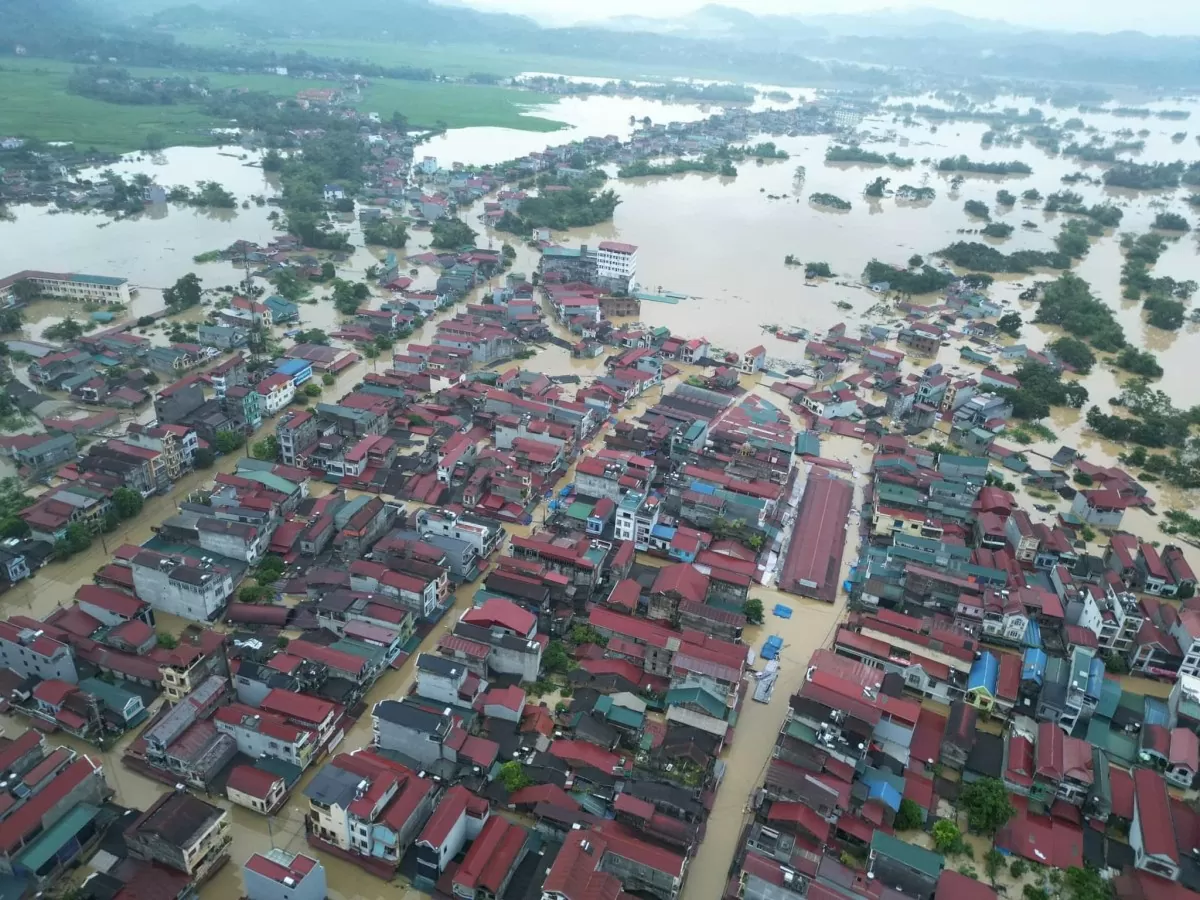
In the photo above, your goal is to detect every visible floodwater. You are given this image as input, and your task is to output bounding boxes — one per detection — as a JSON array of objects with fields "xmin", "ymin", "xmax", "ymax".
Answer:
[{"xmin": 2, "ymin": 83, "xmax": 1200, "ymax": 899}]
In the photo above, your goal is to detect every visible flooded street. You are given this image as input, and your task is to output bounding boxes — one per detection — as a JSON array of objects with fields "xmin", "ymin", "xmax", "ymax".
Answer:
[{"xmin": 0, "ymin": 79, "xmax": 1199, "ymax": 899}]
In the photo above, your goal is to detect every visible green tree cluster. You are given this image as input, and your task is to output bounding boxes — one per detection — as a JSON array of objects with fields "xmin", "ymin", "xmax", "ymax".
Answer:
[
  {"xmin": 163, "ymin": 272, "xmax": 202, "ymax": 310},
  {"xmin": 1115, "ymin": 346, "xmax": 1164, "ymax": 378},
  {"xmin": 964, "ymin": 199, "xmax": 991, "ymax": 219},
  {"xmin": 863, "ymin": 260, "xmax": 952, "ymax": 294},
  {"xmin": 1049, "ymin": 336, "xmax": 1096, "ymax": 374},
  {"xmin": 363, "ymin": 219, "xmax": 409, "ymax": 248},
  {"xmin": 1034, "ymin": 272, "xmax": 1126, "ymax": 351},
  {"xmin": 998, "ymin": 361, "xmax": 1088, "ymax": 419},
  {"xmin": 430, "ymin": 217, "xmax": 478, "ymax": 249}
]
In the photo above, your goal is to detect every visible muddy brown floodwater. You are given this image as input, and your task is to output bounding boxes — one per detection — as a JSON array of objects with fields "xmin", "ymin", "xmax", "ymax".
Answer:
[{"xmin": 2, "ymin": 81, "xmax": 1200, "ymax": 899}]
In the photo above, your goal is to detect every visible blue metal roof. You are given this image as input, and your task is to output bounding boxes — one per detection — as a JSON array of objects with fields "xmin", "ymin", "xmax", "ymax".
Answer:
[
  {"xmin": 1024, "ymin": 619, "xmax": 1042, "ymax": 649},
  {"xmin": 967, "ymin": 652, "xmax": 999, "ymax": 695},
  {"xmin": 1144, "ymin": 697, "xmax": 1170, "ymax": 727},
  {"xmin": 1086, "ymin": 657, "xmax": 1106, "ymax": 699},
  {"xmin": 1022, "ymin": 648, "xmax": 1047, "ymax": 684},
  {"xmin": 866, "ymin": 779, "xmax": 903, "ymax": 812}
]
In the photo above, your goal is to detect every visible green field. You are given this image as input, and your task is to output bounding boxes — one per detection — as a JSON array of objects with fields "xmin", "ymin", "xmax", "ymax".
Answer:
[
  {"xmin": 167, "ymin": 29, "xmax": 747, "ymax": 82},
  {"xmin": 0, "ymin": 56, "xmax": 566, "ymax": 153}
]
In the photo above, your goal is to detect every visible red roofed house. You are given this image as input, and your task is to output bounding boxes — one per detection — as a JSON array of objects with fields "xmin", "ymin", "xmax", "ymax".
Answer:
[
  {"xmin": 1071, "ymin": 489, "xmax": 1132, "ymax": 529},
  {"xmin": 413, "ymin": 784, "xmax": 489, "ymax": 886},
  {"xmin": 451, "ymin": 815, "xmax": 529, "ymax": 899},
  {"xmin": 226, "ymin": 764, "xmax": 288, "ymax": 814},
  {"xmin": 461, "ymin": 598, "xmax": 536, "ymax": 638},
  {"xmin": 1132, "ymin": 768, "xmax": 1180, "ymax": 881},
  {"xmin": 648, "ymin": 563, "xmax": 710, "ymax": 621},
  {"xmin": 243, "ymin": 850, "xmax": 326, "ymax": 900},
  {"xmin": 542, "ymin": 827, "xmax": 685, "ymax": 900},
  {"xmin": 0, "ymin": 736, "xmax": 111, "ymax": 888},
  {"xmin": 303, "ymin": 750, "xmax": 436, "ymax": 876}
]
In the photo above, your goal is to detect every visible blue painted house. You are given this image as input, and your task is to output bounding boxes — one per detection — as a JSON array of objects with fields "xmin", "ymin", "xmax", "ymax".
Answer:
[
  {"xmin": 264, "ymin": 295, "xmax": 300, "ymax": 323},
  {"xmin": 965, "ymin": 652, "xmax": 999, "ymax": 713}
]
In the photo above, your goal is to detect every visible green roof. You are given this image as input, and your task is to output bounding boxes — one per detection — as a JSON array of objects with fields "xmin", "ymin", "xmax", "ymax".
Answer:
[
  {"xmin": 70, "ymin": 273, "xmax": 126, "ymax": 286},
  {"xmin": 542, "ymin": 246, "xmax": 583, "ymax": 258},
  {"xmin": 239, "ymin": 470, "xmax": 298, "ymax": 496},
  {"xmin": 78, "ymin": 677, "xmax": 142, "ymax": 718},
  {"xmin": 15, "ymin": 804, "xmax": 100, "ymax": 872},
  {"xmin": 870, "ymin": 831, "xmax": 943, "ymax": 878},
  {"xmin": 1095, "ymin": 679, "xmax": 1123, "ymax": 719},
  {"xmin": 665, "ymin": 686, "xmax": 727, "ymax": 720},
  {"xmin": 565, "ymin": 500, "xmax": 594, "ymax": 521},
  {"xmin": 254, "ymin": 757, "xmax": 303, "ymax": 787},
  {"xmin": 595, "ymin": 695, "xmax": 644, "ymax": 729}
]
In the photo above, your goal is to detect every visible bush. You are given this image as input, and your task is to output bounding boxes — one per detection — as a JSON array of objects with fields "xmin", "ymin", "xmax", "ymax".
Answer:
[{"xmin": 1009, "ymin": 859, "xmax": 1028, "ymax": 879}]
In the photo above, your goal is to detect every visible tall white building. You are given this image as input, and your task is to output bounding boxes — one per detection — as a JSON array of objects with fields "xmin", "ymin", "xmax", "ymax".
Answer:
[{"xmin": 597, "ymin": 241, "xmax": 638, "ymax": 284}]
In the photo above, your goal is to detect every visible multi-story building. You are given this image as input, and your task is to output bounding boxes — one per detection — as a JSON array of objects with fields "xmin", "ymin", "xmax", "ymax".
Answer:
[
  {"xmin": 0, "ymin": 270, "xmax": 134, "ymax": 305},
  {"xmin": 256, "ymin": 374, "xmax": 296, "ymax": 416},
  {"xmin": 596, "ymin": 241, "xmax": 638, "ymax": 285},
  {"xmin": 0, "ymin": 618, "xmax": 77, "ymax": 682},
  {"xmin": 130, "ymin": 550, "xmax": 235, "ymax": 621},
  {"xmin": 125, "ymin": 790, "xmax": 231, "ymax": 883},
  {"xmin": 575, "ymin": 450, "xmax": 656, "ymax": 504},
  {"xmin": 214, "ymin": 703, "xmax": 317, "ymax": 770},
  {"xmin": 614, "ymin": 492, "xmax": 661, "ymax": 550},
  {"xmin": 1076, "ymin": 584, "xmax": 1144, "ymax": 657},
  {"xmin": 304, "ymin": 751, "xmax": 435, "ymax": 873},
  {"xmin": 277, "ymin": 410, "xmax": 319, "ymax": 467},
  {"xmin": 415, "ymin": 508, "xmax": 504, "ymax": 560}
]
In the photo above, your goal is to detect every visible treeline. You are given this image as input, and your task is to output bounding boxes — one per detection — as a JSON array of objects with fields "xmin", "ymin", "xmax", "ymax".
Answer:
[
  {"xmin": 617, "ymin": 156, "xmax": 736, "ymax": 178},
  {"xmin": 825, "ymin": 146, "xmax": 913, "ymax": 167},
  {"xmin": 937, "ymin": 155, "xmax": 1032, "ymax": 175},
  {"xmin": 1103, "ymin": 161, "xmax": 1200, "ymax": 190},
  {"xmin": 521, "ymin": 75, "xmax": 757, "ymax": 104},
  {"xmin": 67, "ymin": 66, "xmax": 208, "ymax": 104},
  {"xmin": 936, "ymin": 241, "xmax": 1071, "ymax": 274}
]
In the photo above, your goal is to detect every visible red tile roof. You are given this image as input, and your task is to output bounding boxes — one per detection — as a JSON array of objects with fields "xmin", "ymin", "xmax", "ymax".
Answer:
[
  {"xmin": 651, "ymin": 564, "xmax": 709, "ymax": 604},
  {"xmin": 549, "ymin": 739, "xmax": 625, "ymax": 774},
  {"xmin": 510, "ymin": 783, "xmax": 579, "ymax": 810},
  {"xmin": 452, "ymin": 815, "xmax": 527, "ymax": 895},
  {"xmin": 261, "ymin": 689, "xmax": 335, "ymax": 727},
  {"xmin": 418, "ymin": 784, "xmax": 470, "ymax": 849},
  {"xmin": 1134, "ymin": 767, "xmax": 1178, "ymax": 863},
  {"xmin": 937, "ymin": 869, "xmax": 998, "ymax": 900},
  {"xmin": 244, "ymin": 851, "xmax": 318, "ymax": 885},
  {"xmin": 765, "ymin": 801, "xmax": 831, "ymax": 842},
  {"xmin": 462, "ymin": 598, "xmax": 535, "ymax": 636},
  {"xmin": 227, "ymin": 764, "xmax": 283, "ymax": 800},
  {"xmin": 0, "ymin": 757, "xmax": 100, "ymax": 851}
]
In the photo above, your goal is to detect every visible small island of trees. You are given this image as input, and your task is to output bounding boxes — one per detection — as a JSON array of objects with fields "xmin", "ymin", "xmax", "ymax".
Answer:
[
  {"xmin": 964, "ymin": 200, "xmax": 991, "ymax": 220},
  {"xmin": 982, "ymin": 222, "xmax": 1014, "ymax": 238},
  {"xmin": 863, "ymin": 260, "xmax": 952, "ymax": 294},
  {"xmin": 896, "ymin": 185, "xmax": 936, "ymax": 201},
  {"xmin": 809, "ymin": 193, "xmax": 851, "ymax": 210},
  {"xmin": 1153, "ymin": 211, "xmax": 1191, "ymax": 231}
]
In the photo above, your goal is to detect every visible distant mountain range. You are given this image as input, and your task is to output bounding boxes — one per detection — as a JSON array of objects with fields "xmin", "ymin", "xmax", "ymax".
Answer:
[
  {"xmin": 15, "ymin": 0, "xmax": 1200, "ymax": 90},
  {"xmin": 603, "ymin": 5, "xmax": 1025, "ymax": 39}
]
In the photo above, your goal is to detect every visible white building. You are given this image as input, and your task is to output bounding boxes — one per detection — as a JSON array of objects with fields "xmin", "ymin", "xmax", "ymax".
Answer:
[
  {"xmin": 1, "ymin": 270, "xmax": 134, "ymax": 305},
  {"xmin": 130, "ymin": 550, "xmax": 235, "ymax": 621},
  {"xmin": 256, "ymin": 374, "xmax": 296, "ymax": 416},
  {"xmin": 597, "ymin": 241, "xmax": 637, "ymax": 284},
  {"xmin": 614, "ymin": 492, "xmax": 661, "ymax": 551}
]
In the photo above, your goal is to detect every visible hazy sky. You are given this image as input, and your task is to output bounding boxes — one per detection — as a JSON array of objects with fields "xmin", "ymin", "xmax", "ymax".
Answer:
[{"xmin": 461, "ymin": 0, "xmax": 1199, "ymax": 35}]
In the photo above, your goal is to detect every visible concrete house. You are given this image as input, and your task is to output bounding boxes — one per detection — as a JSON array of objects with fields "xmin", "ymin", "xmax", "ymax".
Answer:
[
  {"xmin": 125, "ymin": 790, "xmax": 232, "ymax": 883},
  {"xmin": 243, "ymin": 851, "xmax": 327, "ymax": 900}
]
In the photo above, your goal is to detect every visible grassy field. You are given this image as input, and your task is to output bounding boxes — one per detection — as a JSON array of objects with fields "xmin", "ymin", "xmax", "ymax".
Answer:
[
  {"xmin": 0, "ymin": 56, "xmax": 566, "ymax": 153},
  {"xmin": 166, "ymin": 29, "xmax": 748, "ymax": 83}
]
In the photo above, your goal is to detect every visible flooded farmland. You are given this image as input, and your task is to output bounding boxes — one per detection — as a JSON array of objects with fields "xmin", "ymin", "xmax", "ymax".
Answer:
[{"xmin": 2, "ymin": 77, "xmax": 1200, "ymax": 900}]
